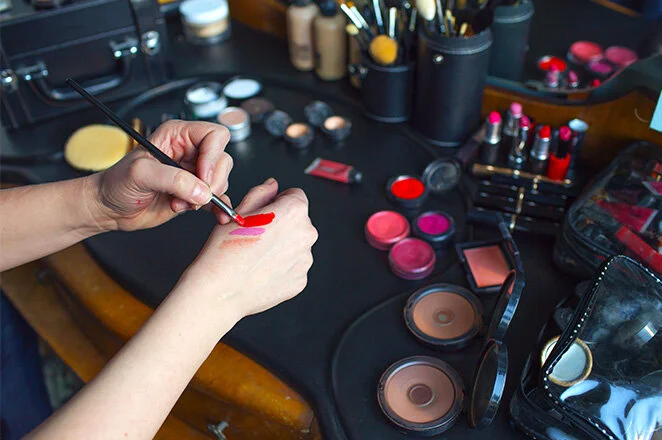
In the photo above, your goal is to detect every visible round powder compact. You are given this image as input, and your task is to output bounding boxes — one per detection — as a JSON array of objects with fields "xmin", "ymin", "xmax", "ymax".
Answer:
[
  {"xmin": 389, "ymin": 238, "xmax": 436, "ymax": 280},
  {"xmin": 422, "ymin": 158, "xmax": 462, "ymax": 194},
  {"xmin": 365, "ymin": 210, "xmax": 411, "ymax": 250},
  {"xmin": 377, "ymin": 356, "xmax": 464, "ymax": 435},
  {"xmin": 605, "ymin": 46, "xmax": 638, "ymax": 69},
  {"xmin": 537, "ymin": 55, "xmax": 567, "ymax": 72},
  {"xmin": 386, "ymin": 175, "xmax": 429, "ymax": 210},
  {"xmin": 284, "ymin": 122, "xmax": 315, "ymax": 149},
  {"xmin": 264, "ymin": 110, "xmax": 293, "ymax": 138},
  {"xmin": 412, "ymin": 211, "xmax": 456, "ymax": 249},
  {"xmin": 321, "ymin": 116, "xmax": 352, "ymax": 142},
  {"xmin": 217, "ymin": 107, "xmax": 251, "ymax": 142},
  {"xmin": 541, "ymin": 336, "xmax": 593, "ymax": 387},
  {"xmin": 64, "ymin": 124, "xmax": 130, "ymax": 171},
  {"xmin": 185, "ymin": 81, "xmax": 227, "ymax": 119},
  {"xmin": 223, "ymin": 76, "xmax": 263, "ymax": 101},
  {"xmin": 240, "ymin": 97, "xmax": 274, "ymax": 123},
  {"xmin": 404, "ymin": 284, "xmax": 483, "ymax": 350},
  {"xmin": 568, "ymin": 41, "xmax": 604, "ymax": 65},
  {"xmin": 587, "ymin": 60, "xmax": 614, "ymax": 78},
  {"xmin": 304, "ymin": 100, "xmax": 334, "ymax": 128}
]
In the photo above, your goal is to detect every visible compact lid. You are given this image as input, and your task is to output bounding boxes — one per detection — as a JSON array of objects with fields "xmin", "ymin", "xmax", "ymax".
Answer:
[
  {"xmin": 486, "ymin": 270, "xmax": 523, "ymax": 341},
  {"xmin": 223, "ymin": 76, "xmax": 263, "ymax": 100},
  {"xmin": 422, "ymin": 158, "xmax": 462, "ymax": 194},
  {"xmin": 265, "ymin": 110, "xmax": 293, "ymax": 137},
  {"xmin": 304, "ymin": 101, "xmax": 334, "ymax": 127},
  {"xmin": 469, "ymin": 339, "xmax": 508, "ymax": 429},
  {"xmin": 179, "ymin": 0, "xmax": 228, "ymax": 25}
]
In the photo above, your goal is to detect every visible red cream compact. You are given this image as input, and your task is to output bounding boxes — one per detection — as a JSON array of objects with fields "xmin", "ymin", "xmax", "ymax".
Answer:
[
  {"xmin": 365, "ymin": 210, "xmax": 410, "ymax": 250},
  {"xmin": 389, "ymin": 238, "xmax": 436, "ymax": 280},
  {"xmin": 387, "ymin": 175, "xmax": 429, "ymax": 209}
]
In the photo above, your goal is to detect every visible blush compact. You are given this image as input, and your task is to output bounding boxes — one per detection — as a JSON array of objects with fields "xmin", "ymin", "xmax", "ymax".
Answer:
[
  {"xmin": 365, "ymin": 210, "xmax": 410, "ymax": 250},
  {"xmin": 389, "ymin": 238, "xmax": 436, "ymax": 280},
  {"xmin": 412, "ymin": 211, "xmax": 456, "ymax": 249},
  {"xmin": 378, "ymin": 340, "xmax": 508, "ymax": 435},
  {"xmin": 386, "ymin": 175, "xmax": 429, "ymax": 210},
  {"xmin": 404, "ymin": 284, "xmax": 483, "ymax": 351}
]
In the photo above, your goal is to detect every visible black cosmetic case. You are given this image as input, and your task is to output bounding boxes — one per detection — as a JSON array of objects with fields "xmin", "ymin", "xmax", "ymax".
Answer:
[
  {"xmin": 0, "ymin": 0, "xmax": 171, "ymax": 130},
  {"xmin": 509, "ymin": 255, "xmax": 662, "ymax": 440},
  {"xmin": 554, "ymin": 141, "xmax": 662, "ymax": 278}
]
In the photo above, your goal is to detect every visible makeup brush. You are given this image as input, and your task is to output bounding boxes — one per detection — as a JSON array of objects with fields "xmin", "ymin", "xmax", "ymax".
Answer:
[
  {"xmin": 347, "ymin": 2, "xmax": 372, "ymax": 33},
  {"xmin": 346, "ymin": 23, "xmax": 370, "ymax": 50},
  {"xmin": 388, "ymin": 7, "xmax": 397, "ymax": 39},
  {"xmin": 416, "ymin": 0, "xmax": 436, "ymax": 27},
  {"xmin": 339, "ymin": 1, "xmax": 374, "ymax": 39},
  {"xmin": 434, "ymin": 0, "xmax": 445, "ymax": 34},
  {"xmin": 372, "ymin": 0, "xmax": 385, "ymax": 34},
  {"xmin": 408, "ymin": 7, "xmax": 418, "ymax": 32},
  {"xmin": 65, "ymin": 79, "xmax": 245, "ymax": 226},
  {"xmin": 459, "ymin": 21, "xmax": 468, "ymax": 36},
  {"xmin": 369, "ymin": 34, "xmax": 398, "ymax": 65}
]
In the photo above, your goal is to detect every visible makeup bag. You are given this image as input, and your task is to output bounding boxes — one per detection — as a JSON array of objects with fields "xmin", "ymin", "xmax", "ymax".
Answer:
[
  {"xmin": 510, "ymin": 255, "xmax": 662, "ymax": 440},
  {"xmin": 554, "ymin": 141, "xmax": 662, "ymax": 278}
]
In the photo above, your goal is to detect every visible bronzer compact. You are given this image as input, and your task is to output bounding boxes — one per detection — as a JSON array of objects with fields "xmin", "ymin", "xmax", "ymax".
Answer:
[{"xmin": 456, "ymin": 219, "xmax": 523, "ymax": 294}]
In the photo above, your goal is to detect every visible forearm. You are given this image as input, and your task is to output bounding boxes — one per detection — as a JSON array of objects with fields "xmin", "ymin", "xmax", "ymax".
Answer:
[
  {"xmin": 26, "ymin": 271, "xmax": 240, "ymax": 440},
  {"xmin": 0, "ymin": 174, "xmax": 111, "ymax": 271}
]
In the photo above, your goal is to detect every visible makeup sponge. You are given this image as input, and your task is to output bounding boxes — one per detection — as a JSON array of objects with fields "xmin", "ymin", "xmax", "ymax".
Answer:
[
  {"xmin": 369, "ymin": 35, "xmax": 398, "ymax": 66},
  {"xmin": 65, "ymin": 124, "xmax": 130, "ymax": 171}
]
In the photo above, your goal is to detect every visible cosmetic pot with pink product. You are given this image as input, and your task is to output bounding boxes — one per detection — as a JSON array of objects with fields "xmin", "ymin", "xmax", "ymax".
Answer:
[
  {"xmin": 365, "ymin": 210, "xmax": 410, "ymax": 251},
  {"xmin": 377, "ymin": 340, "xmax": 508, "ymax": 435},
  {"xmin": 412, "ymin": 211, "xmax": 456, "ymax": 249},
  {"xmin": 388, "ymin": 238, "xmax": 436, "ymax": 280}
]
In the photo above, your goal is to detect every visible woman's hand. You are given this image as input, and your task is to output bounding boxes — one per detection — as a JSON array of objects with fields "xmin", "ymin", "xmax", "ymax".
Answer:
[
  {"xmin": 91, "ymin": 120, "xmax": 234, "ymax": 232},
  {"xmin": 180, "ymin": 178, "xmax": 318, "ymax": 321}
]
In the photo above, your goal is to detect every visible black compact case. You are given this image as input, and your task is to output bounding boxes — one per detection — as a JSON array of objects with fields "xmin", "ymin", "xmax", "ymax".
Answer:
[{"xmin": 0, "ymin": 0, "xmax": 171, "ymax": 130}]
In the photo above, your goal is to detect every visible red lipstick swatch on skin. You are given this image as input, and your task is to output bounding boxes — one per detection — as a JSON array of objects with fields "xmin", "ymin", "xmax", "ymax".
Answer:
[{"xmin": 237, "ymin": 212, "xmax": 275, "ymax": 227}]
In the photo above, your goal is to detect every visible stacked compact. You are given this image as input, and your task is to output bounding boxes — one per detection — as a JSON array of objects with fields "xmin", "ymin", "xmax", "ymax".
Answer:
[{"xmin": 377, "ymin": 219, "xmax": 526, "ymax": 435}]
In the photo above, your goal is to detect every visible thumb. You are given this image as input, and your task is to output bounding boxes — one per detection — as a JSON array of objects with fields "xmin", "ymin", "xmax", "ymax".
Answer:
[
  {"xmin": 236, "ymin": 178, "xmax": 279, "ymax": 215},
  {"xmin": 131, "ymin": 157, "xmax": 211, "ymax": 206}
]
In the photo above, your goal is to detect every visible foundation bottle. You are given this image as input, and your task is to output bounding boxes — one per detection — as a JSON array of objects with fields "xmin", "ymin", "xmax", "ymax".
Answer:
[
  {"xmin": 314, "ymin": 1, "xmax": 347, "ymax": 81},
  {"xmin": 287, "ymin": 0, "xmax": 319, "ymax": 71}
]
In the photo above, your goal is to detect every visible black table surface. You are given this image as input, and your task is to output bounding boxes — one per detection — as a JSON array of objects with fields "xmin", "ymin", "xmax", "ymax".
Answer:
[{"xmin": 1, "ymin": 22, "xmax": 581, "ymax": 440}]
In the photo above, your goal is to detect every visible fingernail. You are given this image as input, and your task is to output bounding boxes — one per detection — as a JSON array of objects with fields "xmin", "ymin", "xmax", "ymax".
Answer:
[
  {"xmin": 172, "ymin": 199, "xmax": 187, "ymax": 213},
  {"xmin": 265, "ymin": 177, "xmax": 276, "ymax": 185},
  {"xmin": 192, "ymin": 183, "xmax": 210, "ymax": 204}
]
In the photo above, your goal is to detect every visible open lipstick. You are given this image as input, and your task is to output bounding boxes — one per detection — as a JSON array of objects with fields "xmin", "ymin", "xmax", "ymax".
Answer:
[{"xmin": 547, "ymin": 126, "xmax": 572, "ymax": 181}]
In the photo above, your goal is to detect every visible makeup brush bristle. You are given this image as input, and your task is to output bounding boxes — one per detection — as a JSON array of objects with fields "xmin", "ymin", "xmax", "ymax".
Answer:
[
  {"xmin": 369, "ymin": 35, "xmax": 399, "ymax": 66},
  {"xmin": 416, "ymin": 0, "xmax": 436, "ymax": 21}
]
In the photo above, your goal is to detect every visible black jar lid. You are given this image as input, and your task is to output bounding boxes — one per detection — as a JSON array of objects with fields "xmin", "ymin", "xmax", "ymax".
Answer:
[
  {"xmin": 412, "ymin": 210, "xmax": 456, "ymax": 249},
  {"xmin": 304, "ymin": 101, "xmax": 334, "ymax": 127},
  {"xmin": 386, "ymin": 175, "xmax": 429, "ymax": 209},
  {"xmin": 265, "ymin": 110, "xmax": 293, "ymax": 138},
  {"xmin": 468, "ymin": 339, "xmax": 509, "ymax": 429},
  {"xmin": 422, "ymin": 158, "xmax": 462, "ymax": 194},
  {"xmin": 486, "ymin": 270, "xmax": 524, "ymax": 342}
]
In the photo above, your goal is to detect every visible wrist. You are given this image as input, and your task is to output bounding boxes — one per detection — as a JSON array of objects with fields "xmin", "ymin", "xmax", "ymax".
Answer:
[{"xmin": 78, "ymin": 173, "xmax": 119, "ymax": 235}]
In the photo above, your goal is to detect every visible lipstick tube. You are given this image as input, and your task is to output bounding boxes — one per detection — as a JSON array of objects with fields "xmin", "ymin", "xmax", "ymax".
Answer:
[
  {"xmin": 530, "ymin": 125, "xmax": 551, "ymax": 175},
  {"xmin": 508, "ymin": 115, "xmax": 530, "ymax": 170},
  {"xmin": 479, "ymin": 112, "xmax": 502, "ymax": 165}
]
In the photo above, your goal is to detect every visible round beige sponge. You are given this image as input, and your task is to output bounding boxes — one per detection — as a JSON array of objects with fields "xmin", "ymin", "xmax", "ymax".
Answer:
[{"xmin": 65, "ymin": 124, "xmax": 130, "ymax": 171}]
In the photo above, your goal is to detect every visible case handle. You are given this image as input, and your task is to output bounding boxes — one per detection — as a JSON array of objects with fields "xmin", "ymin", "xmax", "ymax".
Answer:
[{"xmin": 19, "ymin": 37, "xmax": 137, "ymax": 102}]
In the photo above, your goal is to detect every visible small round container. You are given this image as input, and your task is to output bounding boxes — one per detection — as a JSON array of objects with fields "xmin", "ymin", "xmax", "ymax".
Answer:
[
  {"xmin": 365, "ymin": 210, "xmax": 411, "ymax": 250},
  {"xmin": 377, "ymin": 356, "xmax": 464, "ymax": 436},
  {"xmin": 321, "ymin": 116, "xmax": 352, "ymax": 142},
  {"xmin": 185, "ymin": 81, "xmax": 227, "ymax": 119},
  {"xmin": 217, "ymin": 107, "xmax": 251, "ymax": 142},
  {"xmin": 304, "ymin": 101, "xmax": 334, "ymax": 128},
  {"xmin": 612, "ymin": 312, "xmax": 659, "ymax": 350},
  {"xmin": 389, "ymin": 238, "xmax": 436, "ymax": 280},
  {"xmin": 386, "ymin": 175, "xmax": 429, "ymax": 210},
  {"xmin": 568, "ymin": 41, "xmax": 603, "ymax": 65},
  {"xmin": 541, "ymin": 336, "xmax": 593, "ymax": 387},
  {"xmin": 240, "ymin": 98, "xmax": 274, "ymax": 123},
  {"xmin": 587, "ymin": 60, "xmax": 614, "ymax": 79},
  {"xmin": 605, "ymin": 46, "xmax": 638, "ymax": 68},
  {"xmin": 284, "ymin": 123, "xmax": 315, "ymax": 149},
  {"xmin": 404, "ymin": 284, "xmax": 483, "ymax": 351},
  {"xmin": 422, "ymin": 158, "xmax": 462, "ymax": 194},
  {"xmin": 223, "ymin": 76, "xmax": 263, "ymax": 102},
  {"xmin": 179, "ymin": 0, "xmax": 230, "ymax": 45},
  {"xmin": 537, "ymin": 56, "xmax": 567, "ymax": 72},
  {"xmin": 265, "ymin": 110, "xmax": 293, "ymax": 138},
  {"xmin": 412, "ymin": 211, "xmax": 455, "ymax": 249}
]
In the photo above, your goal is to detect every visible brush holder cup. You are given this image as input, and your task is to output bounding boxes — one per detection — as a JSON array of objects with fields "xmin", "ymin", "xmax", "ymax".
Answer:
[
  {"xmin": 413, "ymin": 27, "xmax": 492, "ymax": 147},
  {"xmin": 489, "ymin": 2, "xmax": 534, "ymax": 81},
  {"xmin": 350, "ymin": 57, "xmax": 414, "ymax": 123}
]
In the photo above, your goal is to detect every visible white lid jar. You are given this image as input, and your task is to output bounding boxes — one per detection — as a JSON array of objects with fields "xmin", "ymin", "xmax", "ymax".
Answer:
[{"xmin": 179, "ymin": 0, "xmax": 231, "ymax": 45}]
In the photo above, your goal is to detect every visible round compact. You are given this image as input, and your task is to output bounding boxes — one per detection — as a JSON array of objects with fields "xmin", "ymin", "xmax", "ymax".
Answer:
[
  {"xmin": 217, "ymin": 107, "xmax": 251, "ymax": 142},
  {"xmin": 283, "ymin": 123, "xmax": 314, "ymax": 149},
  {"xmin": 537, "ymin": 55, "xmax": 567, "ymax": 72},
  {"xmin": 404, "ymin": 284, "xmax": 483, "ymax": 350},
  {"xmin": 468, "ymin": 340, "xmax": 509, "ymax": 429},
  {"xmin": 386, "ymin": 175, "xmax": 429, "ymax": 210},
  {"xmin": 223, "ymin": 76, "xmax": 263, "ymax": 101},
  {"xmin": 240, "ymin": 97, "xmax": 274, "ymax": 123},
  {"xmin": 321, "ymin": 116, "xmax": 352, "ymax": 142},
  {"xmin": 541, "ymin": 336, "xmax": 593, "ymax": 387},
  {"xmin": 64, "ymin": 124, "xmax": 130, "ymax": 171},
  {"xmin": 185, "ymin": 81, "xmax": 227, "ymax": 119},
  {"xmin": 389, "ymin": 238, "xmax": 436, "ymax": 280},
  {"xmin": 264, "ymin": 110, "xmax": 293, "ymax": 138},
  {"xmin": 587, "ymin": 60, "xmax": 614, "ymax": 78},
  {"xmin": 304, "ymin": 101, "xmax": 334, "ymax": 128},
  {"xmin": 412, "ymin": 211, "xmax": 455, "ymax": 249},
  {"xmin": 568, "ymin": 41, "xmax": 604, "ymax": 65},
  {"xmin": 422, "ymin": 158, "xmax": 462, "ymax": 194},
  {"xmin": 365, "ymin": 210, "xmax": 410, "ymax": 251},
  {"xmin": 179, "ymin": 0, "xmax": 230, "ymax": 45},
  {"xmin": 605, "ymin": 46, "xmax": 638, "ymax": 68},
  {"xmin": 486, "ymin": 270, "xmax": 523, "ymax": 342},
  {"xmin": 377, "ymin": 356, "xmax": 464, "ymax": 435},
  {"xmin": 612, "ymin": 312, "xmax": 659, "ymax": 351}
]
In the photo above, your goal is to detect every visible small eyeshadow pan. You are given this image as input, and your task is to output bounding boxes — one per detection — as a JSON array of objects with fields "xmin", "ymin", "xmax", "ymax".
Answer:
[
  {"xmin": 386, "ymin": 175, "xmax": 429, "ymax": 209},
  {"xmin": 365, "ymin": 210, "xmax": 410, "ymax": 250},
  {"xmin": 412, "ymin": 211, "xmax": 455, "ymax": 249},
  {"xmin": 456, "ymin": 240, "xmax": 514, "ymax": 294},
  {"xmin": 284, "ymin": 122, "xmax": 315, "ymax": 149},
  {"xmin": 389, "ymin": 238, "xmax": 436, "ymax": 280}
]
